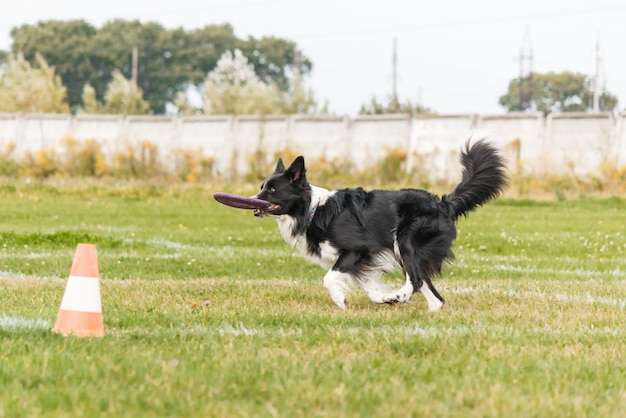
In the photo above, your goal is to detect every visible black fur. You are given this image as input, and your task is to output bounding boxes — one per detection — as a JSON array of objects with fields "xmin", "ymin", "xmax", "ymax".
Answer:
[{"xmin": 254, "ymin": 139, "xmax": 509, "ymax": 309}]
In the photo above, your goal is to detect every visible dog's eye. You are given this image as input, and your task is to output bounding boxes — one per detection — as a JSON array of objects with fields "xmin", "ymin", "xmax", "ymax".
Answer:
[{"xmin": 268, "ymin": 187, "xmax": 276, "ymax": 193}]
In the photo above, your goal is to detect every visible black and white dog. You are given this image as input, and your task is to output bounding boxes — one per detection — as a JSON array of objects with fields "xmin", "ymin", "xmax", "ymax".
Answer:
[{"xmin": 253, "ymin": 140, "xmax": 508, "ymax": 311}]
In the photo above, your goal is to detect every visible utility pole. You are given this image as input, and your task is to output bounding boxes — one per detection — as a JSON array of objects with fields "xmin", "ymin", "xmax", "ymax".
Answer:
[
  {"xmin": 417, "ymin": 86, "xmax": 423, "ymax": 108},
  {"xmin": 592, "ymin": 37, "xmax": 600, "ymax": 112},
  {"xmin": 518, "ymin": 26, "xmax": 533, "ymax": 111},
  {"xmin": 293, "ymin": 46, "xmax": 300, "ymax": 80},
  {"xmin": 392, "ymin": 37, "xmax": 398, "ymax": 100},
  {"xmin": 131, "ymin": 46, "xmax": 138, "ymax": 86}
]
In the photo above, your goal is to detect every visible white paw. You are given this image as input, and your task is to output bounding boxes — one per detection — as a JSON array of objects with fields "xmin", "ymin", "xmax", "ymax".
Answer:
[
  {"xmin": 323, "ymin": 270, "xmax": 351, "ymax": 310},
  {"xmin": 382, "ymin": 294, "xmax": 400, "ymax": 304},
  {"xmin": 331, "ymin": 296, "xmax": 348, "ymax": 309},
  {"xmin": 427, "ymin": 299, "xmax": 444, "ymax": 312},
  {"xmin": 382, "ymin": 290, "xmax": 412, "ymax": 304},
  {"xmin": 420, "ymin": 282, "xmax": 444, "ymax": 312}
]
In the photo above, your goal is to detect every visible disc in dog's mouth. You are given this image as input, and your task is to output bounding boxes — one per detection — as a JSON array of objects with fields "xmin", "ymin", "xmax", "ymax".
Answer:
[{"xmin": 253, "ymin": 203, "xmax": 281, "ymax": 217}]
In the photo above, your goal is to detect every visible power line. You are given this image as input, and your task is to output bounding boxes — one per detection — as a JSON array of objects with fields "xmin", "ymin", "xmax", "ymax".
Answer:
[
  {"xmin": 140, "ymin": 0, "xmax": 295, "ymax": 16},
  {"xmin": 291, "ymin": 3, "xmax": 626, "ymax": 40},
  {"xmin": 20, "ymin": 0, "xmax": 298, "ymax": 22},
  {"xmin": 7, "ymin": 2, "xmax": 624, "ymax": 46}
]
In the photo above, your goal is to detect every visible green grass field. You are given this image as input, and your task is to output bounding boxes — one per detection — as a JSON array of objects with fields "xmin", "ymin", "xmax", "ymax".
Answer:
[{"xmin": 1, "ymin": 183, "xmax": 625, "ymax": 417}]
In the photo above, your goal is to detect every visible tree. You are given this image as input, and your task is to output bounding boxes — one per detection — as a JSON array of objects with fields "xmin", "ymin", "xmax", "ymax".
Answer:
[
  {"xmin": 10, "ymin": 20, "xmax": 97, "ymax": 109},
  {"xmin": 0, "ymin": 52, "xmax": 69, "ymax": 113},
  {"xmin": 359, "ymin": 95, "xmax": 435, "ymax": 116},
  {"xmin": 90, "ymin": 20, "xmax": 190, "ymax": 113},
  {"xmin": 79, "ymin": 73, "xmax": 150, "ymax": 115},
  {"xmin": 102, "ymin": 70, "xmax": 150, "ymax": 115},
  {"xmin": 80, "ymin": 83, "xmax": 100, "ymax": 114},
  {"xmin": 202, "ymin": 49, "xmax": 317, "ymax": 115},
  {"xmin": 281, "ymin": 73, "xmax": 317, "ymax": 114},
  {"xmin": 10, "ymin": 20, "xmax": 313, "ymax": 113},
  {"xmin": 185, "ymin": 24, "xmax": 241, "ymax": 86},
  {"xmin": 174, "ymin": 91, "xmax": 199, "ymax": 116},
  {"xmin": 203, "ymin": 49, "xmax": 281, "ymax": 115},
  {"xmin": 499, "ymin": 71, "xmax": 618, "ymax": 113},
  {"xmin": 238, "ymin": 36, "xmax": 313, "ymax": 92}
]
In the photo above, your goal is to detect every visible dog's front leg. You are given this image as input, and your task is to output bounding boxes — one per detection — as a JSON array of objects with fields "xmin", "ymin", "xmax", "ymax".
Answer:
[{"xmin": 323, "ymin": 270, "xmax": 352, "ymax": 309}]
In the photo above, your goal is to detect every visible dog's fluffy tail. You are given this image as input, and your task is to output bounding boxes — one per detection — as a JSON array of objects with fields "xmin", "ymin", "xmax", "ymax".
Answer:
[{"xmin": 442, "ymin": 139, "xmax": 509, "ymax": 219}]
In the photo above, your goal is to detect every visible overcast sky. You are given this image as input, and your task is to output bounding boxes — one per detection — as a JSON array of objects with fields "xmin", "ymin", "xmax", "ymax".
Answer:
[{"xmin": 2, "ymin": 0, "xmax": 625, "ymax": 115}]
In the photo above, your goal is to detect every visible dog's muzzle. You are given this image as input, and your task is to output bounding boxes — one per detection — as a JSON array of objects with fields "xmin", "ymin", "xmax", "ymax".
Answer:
[{"xmin": 253, "ymin": 203, "xmax": 281, "ymax": 218}]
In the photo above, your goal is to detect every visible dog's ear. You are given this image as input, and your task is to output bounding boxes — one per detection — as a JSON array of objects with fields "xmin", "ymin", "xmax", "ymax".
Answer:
[
  {"xmin": 274, "ymin": 158, "xmax": 286, "ymax": 174},
  {"xmin": 286, "ymin": 156, "xmax": 306, "ymax": 184}
]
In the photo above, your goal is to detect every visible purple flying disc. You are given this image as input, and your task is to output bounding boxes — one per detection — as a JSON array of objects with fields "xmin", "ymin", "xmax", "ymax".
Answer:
[{"xmin": 213, "ymin": 192, "xmax": 271, "ymax": 210}]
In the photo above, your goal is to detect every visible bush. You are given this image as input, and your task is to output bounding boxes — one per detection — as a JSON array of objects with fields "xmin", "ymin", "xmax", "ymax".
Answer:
[
  {"xmin": 172, "ymin": 148, "xmax": 215, "ymax": 183},
  {"xmin": 0, "ymin": 143, "xmax": 19, "ymax": 177},
  {"xmin": 0, "ymin": 139, "xmax": 624, "ymax": 199},
  {"xmin": 22, "ymin": 148, "xmax": 60, "ymax": 179},
  {"xmin": 61, "ymin": 137, "xmax": 108, "ymax": 177},
  {"xmin": 111, "ymin": 141, "xmax": 161, "ymax": 179},
  {"xmin": 0, "ymin": 52, "xmax": 70, "ymax": 113}
]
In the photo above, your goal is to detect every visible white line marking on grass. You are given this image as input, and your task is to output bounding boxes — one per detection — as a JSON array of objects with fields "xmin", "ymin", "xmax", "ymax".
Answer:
[
  {"xmin": 108, "ymin": 323, "xmax": 623, "ymax": 339},
  {"xmin": 146, "ymin": 238, "xmax": 187, "ymax": 249},
  {"xmin": 77, "ymin": 247, "xmax": 296, "ymax": 261},
  {"xmin": 111, "ymin": 323, "xmax": 304, "ymax": 337},
  {"xmin": 199, "ymin": 246, "xmax": 299, "ymax": 258},
  {"xmin": 499, "ymin": 288, "xmax": 626, "ymax": 308},
  {"xmin": 0, "ymin": 252, "xmax": 56, "ymax": 259},
  {"xmin": 442, "ymin": 284, "xmax": 626, "ymax": 309},
  {"xmin": 490, "ymin": 264, "xmax": 626, "ymax": 279},
  {"xmin": 140, "ymin": 238, "xmax": 298, "ymax": 258},
  {"xmin": 0, "ymin": 271, "xmax": 24, "ymax": 278},
  {"xmin": 0, "ymin": 315, "xmax": 52, "ymax": 331},
  {"xmin": 0, "ymin": 272, "xmax": 63, "ymax": 281},
  {"xmin": 554, "ymin": 292, "xmax": 626, "ymax": 308},
  {"xmin": 216, "ymin": 324, "xmax": 303, "ymax": 337},
  {"xmin": 113, "ymin": 251, "xmax": 185, "ymax": 259}
]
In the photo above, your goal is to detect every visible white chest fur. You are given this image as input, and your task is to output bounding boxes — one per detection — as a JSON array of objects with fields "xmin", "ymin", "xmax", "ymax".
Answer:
[
  {"xmin": 275, "ymin": 185, "xmax": 338, "ymax": 270},
  {"xmin": 276, "ymin": 216, "xmax": 338, "ymax": 269}
]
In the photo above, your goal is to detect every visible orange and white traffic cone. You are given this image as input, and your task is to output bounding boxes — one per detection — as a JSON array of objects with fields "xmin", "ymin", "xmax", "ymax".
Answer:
[{"xmin": 52, "ymin": 243, "xmax": 105, "ymax": 337}]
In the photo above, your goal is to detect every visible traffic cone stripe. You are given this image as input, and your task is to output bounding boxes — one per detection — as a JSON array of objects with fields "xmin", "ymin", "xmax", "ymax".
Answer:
[
  {"xmin": 52, "ymin": 243, "xmax": 105, "ymax": 337},
  {"xmin": 58, "ymin": 276, "xmax": 102, "ymax": 313}
]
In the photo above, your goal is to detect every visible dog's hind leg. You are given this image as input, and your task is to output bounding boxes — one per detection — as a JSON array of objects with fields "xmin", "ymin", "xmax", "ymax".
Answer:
[
  {"xmin": 404, "ymin": 257, "xmax": 445, "ymax": 311},
  {"xmin": 323, "ymin": 270, "xmax": 352, "ymax": 309},
  {"xmin": 388, "ymin": 235, "xmax": 446, "ymax": 311},
  {"xmin": 418, "ymin": 277, "xmax": 444, "ymax": 312},
  {"xmin": 380, "ymin": 236, "xmax": 413, "ymax": 304},
  {"xmin": 389, "ymin": 267, "xmax": 443, "ymax": 311}
]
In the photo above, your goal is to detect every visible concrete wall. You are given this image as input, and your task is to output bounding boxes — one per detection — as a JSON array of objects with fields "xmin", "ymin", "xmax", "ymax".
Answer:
[
  {"xmin": 477, "ymin": 112, "xmax": 544, "ymax": 175},
  {"xmin": 352, "ymin": 115, "xmax": 411, "ymax": 170},
  {"xmin": 1, "ymin": 112, "xmax": 625, "ymax": 180},
  {"xmin": 289, "ymin": 115, "xmax": 350, "ymax": 162},
  {"xmin": 407, "ymin": 114, "xmax": 476, "ymax": 182},
  {"xmin": 544, "ymin": 112, "xmax": 617, "ymax": 176},
  {"xmin": 176, "ymin": 116, "xmax": 233, "ymax": 176},
  {"xmin": 617, "ymin": 112, "xmax": 626, "ymax": 168}
]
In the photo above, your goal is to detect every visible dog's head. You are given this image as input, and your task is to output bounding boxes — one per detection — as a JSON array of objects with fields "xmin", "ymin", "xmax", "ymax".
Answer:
[{"xmin": 253, "ymin": 156, "xmax": 310, "ymax": 218}]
